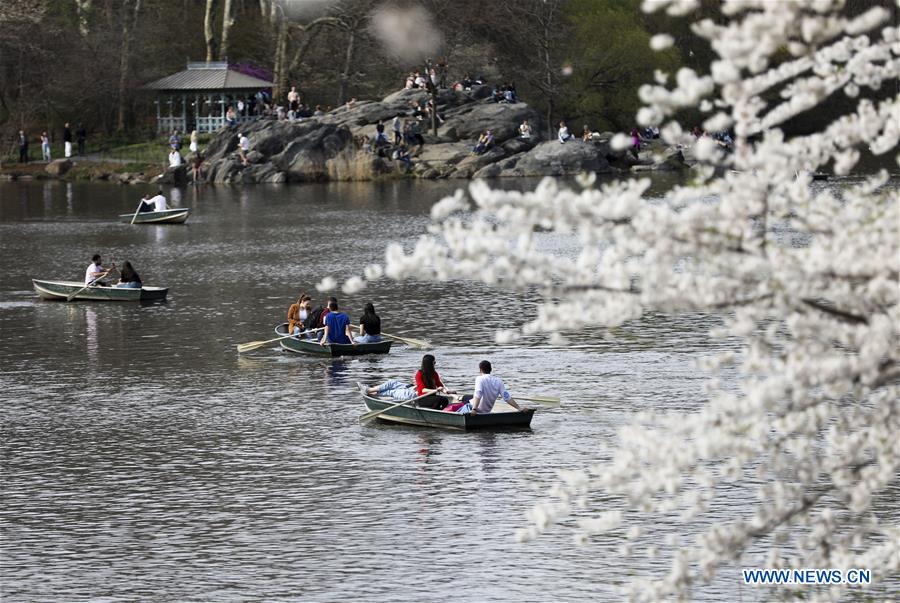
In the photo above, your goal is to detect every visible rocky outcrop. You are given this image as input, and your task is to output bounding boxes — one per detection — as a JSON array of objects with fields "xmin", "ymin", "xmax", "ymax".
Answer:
[
  {"xmin": 45, "ymin": 159, "xmax": 72, "ymax": 176},
  {"xmin": 201, "ymin": 88, "xmax": 688, "ymax": 183}
]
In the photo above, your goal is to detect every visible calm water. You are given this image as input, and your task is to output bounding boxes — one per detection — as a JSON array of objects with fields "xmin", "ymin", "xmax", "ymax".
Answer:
[{"xmin": 0, "ymin": 177, "xmax": 893, "ymax": 602}]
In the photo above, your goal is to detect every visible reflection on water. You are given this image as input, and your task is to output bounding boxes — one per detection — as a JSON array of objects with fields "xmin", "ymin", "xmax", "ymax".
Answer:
[{"xmin": 1, "ymin": 178, "xmax": 895, "ymax": 602}]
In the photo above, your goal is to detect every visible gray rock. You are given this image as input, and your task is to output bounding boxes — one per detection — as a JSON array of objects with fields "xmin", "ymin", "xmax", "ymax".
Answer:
[
  {"xmin": 45, "ymin": 159, "xmax": 72, "ymax": 176},
  {"xmin": 451, "ymin": 147, "xmax": 507, "ymax": 178},
  {"xmin": 153, "ymin": 164, "xmax": 189, "ymax": 185},
  {"xmin": 439, "ymin": 102, "xmax": 540, "ymax": 144},
  {"xmin": 494, "ymin": 140, "xmax": 612, "ymax": 177}
]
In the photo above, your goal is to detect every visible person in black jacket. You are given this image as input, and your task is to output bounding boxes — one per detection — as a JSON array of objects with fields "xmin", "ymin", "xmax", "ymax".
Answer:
[
  {"xmin": 63, "ymin": 123, "xmax": 73, "ymax": 158},
  {"xmin": 17, "ymin": 131, "xmax": 28, "ymax": 163},
  {"xmin": 356, "ymin": 303, "xmax": 382, "ymax": 343},
  {"xmin": 76, "ymin": 124, "xmax": 87, "ymax": 155}
]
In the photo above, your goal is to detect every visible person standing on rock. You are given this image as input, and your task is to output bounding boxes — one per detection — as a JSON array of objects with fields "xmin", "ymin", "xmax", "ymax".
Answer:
[
  {"xmin": 287, "ymin": 86, "xmax": 300, "ymax": 113},
  {"xmin": 238, "ymin": 133, "xmax": 251, "ymax": 165},
  {"xmin": 63, "ymin": 123, "xmax": 73, "ymax": 158},
  {"xmin": 392, "ymin": 114, "xmax": 402, "ymax": 145},
  {"xmin": 41, "ymin": 132, "xmax": 51, "ymax": 162},
  {"xmin": 189, "ymin": 130, "xmax": 199, "ymax": 154},
  {"xmin": 191, "ymin": 151, "xmax": 204, "ymax": 184},
  {"xmin": 17, "ymin": 131, "xmax": 28, "ymax": 163},
  {"xmin": 76, "ymin": 124, "xmax": 87, "ymax": 155}
]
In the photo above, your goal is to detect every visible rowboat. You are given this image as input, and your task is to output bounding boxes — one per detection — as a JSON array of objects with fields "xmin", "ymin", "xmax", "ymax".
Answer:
[
  {"xmin": 274, "ymin": 323, "xmax": 392, "ymax": 357},
  {"xmin": 32, "ymin": 279, "xmax": 168, "ymax": 301},
  {"xmin": 118, "ymin": 208, "xmax": 190, "ymax": 224},
  {"xmin": 357, "ymin": 383, "xmax": 535, "ymax": 430}
]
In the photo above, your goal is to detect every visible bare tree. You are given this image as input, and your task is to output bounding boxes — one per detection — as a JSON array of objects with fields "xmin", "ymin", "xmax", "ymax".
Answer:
[
  {"xmin": 204, "ymin": 0, "xmax": 218, "ymax": 61},
  {"xmin": 220, "ymin": 0, "xmax": 236, "ymax": 61},
  {"xmin": 331, "ymin": 0, "xmax": 377, "ymax": 105},
  {"xmin": 117, "ymin": 0, "xmax": 142, "ymax": 130}
]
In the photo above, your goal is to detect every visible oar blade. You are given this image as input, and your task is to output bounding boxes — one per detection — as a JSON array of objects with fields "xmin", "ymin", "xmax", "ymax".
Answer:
[{"xmin": 236, "ymin": 340, "xmax": 271, "ymax": 353}]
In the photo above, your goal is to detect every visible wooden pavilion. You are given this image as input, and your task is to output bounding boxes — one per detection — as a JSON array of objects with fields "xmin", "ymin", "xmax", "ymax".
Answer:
[{"xmin": 143, "ymin": 61, "xmax": 273, "ymax": 134}]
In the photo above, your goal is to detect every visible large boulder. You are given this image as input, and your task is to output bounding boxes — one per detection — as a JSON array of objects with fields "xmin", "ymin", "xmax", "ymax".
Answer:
[
  {"xmin": 152, "ymin": 164, "xmax": 189, "ymax": 185},
  {"xmin": 271, "ymin": 122, "xmax": 353, "ymax": 181},
  {"xmin": 439, "ymin": 101, "xmax": 541, "ymax": 144},
  {"xmin": 45, "ymin": 159, "xmax": 72, "ymax": 177},
  {"xmin": 482, "ymin": 140, "xmax": 612, "ymax": 177},
  {"xmin": 451, "ymin": 146, "xmax": 507, "ymax": 178}
]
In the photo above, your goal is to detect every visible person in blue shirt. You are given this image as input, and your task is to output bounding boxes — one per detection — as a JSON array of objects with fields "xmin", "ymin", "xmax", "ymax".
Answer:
[{"xmin": 320, "ymin": 298, "xmax": 353, "ymax": 346}]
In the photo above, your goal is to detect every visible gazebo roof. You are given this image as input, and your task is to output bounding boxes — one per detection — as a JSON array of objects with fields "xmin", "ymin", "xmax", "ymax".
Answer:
[{"xmin": 143, "ymin": 61, "xmax": 273, "ymax": 92}]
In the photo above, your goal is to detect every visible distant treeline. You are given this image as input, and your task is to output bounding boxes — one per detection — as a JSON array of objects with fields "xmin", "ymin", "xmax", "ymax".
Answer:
[{"xmin": 0, "ymin": 0, "xmax": 893, "ymax": 143}]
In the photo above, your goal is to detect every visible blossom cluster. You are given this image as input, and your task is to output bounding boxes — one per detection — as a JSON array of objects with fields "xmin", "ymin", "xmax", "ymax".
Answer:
[{"xmin": 342, "ymin": 0, "xmax": 899, "ymax": 599}]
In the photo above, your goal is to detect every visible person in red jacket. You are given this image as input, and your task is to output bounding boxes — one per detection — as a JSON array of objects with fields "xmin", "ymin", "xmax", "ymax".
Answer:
[{"xmin": 367, "ymin": 355, "xmax": 456, "ymax": 405}]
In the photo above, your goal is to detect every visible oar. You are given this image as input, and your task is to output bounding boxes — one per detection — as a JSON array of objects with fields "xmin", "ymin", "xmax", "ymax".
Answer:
[
  {"xmin": 358, "ymin": 388, "xmax": 440, "ymax": 424},
  {"xmin": 129, "ymin": 199, "xmax": 144, "ymax": 224},
  {"xmin": 515, "ymin": 395, "xmax": 561, "ymax": 406},
  {"xmin": 66, "ymin": 268, "xmax": 116, "ymax": 302},
  {"xmin": 351, "ymin": 324, "xmax": 429, "ymax": 349},
  {"xmin": 236, "ymin": 326, "xmax": 324, "ymax": 353}
]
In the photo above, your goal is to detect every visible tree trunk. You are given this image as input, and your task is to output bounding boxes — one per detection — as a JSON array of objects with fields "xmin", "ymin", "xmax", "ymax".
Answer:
[
  {"xmin": 204, "ymin": 0, "xmax": 218, "ymax": 62},
  {"xmin": 220, "ymin": 0, "xmax": 235, "ymax": 61},
  {"xmin": 75, "ymin": 0, "xmax": 93, "ymax": 37},
  {"xmin": 337, "ymin": 29, "xmax": 356, "ymax": 105},
  {"xmin": 116, "ymin": 0, "xmax": 141, "ymax": 131},
  {"xmin": 273, "ymin": 19, "xmax": 288, "ymax": 101}
]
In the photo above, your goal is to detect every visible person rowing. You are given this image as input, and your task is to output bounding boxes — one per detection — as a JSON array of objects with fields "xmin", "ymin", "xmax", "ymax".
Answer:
[
  {"xmin": 320, "ymin": 298, "xmax": 353, "ymax": 346},
  {"xmin": 139, "ymin": 190, "xmax": 168, "ymax": 213},
  {"xmin": 367, "ymin": 354, "xmax": 455, "ymax": 408},
  {"xmin": 84, "ymin": 254, "xmax": 115, "ymax": 286},
  {"xmin": 448, "ymin": 360, "xmax": 524, "ymax": 414}
]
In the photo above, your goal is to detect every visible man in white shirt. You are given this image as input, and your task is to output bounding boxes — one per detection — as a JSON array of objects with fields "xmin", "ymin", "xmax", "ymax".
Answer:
[
  {"xmin": 142, "ymin": 190, "xmax": 167, "ymax": 212},
  {"xmin": 519, "ymin": 119, "xmax": 532, "ymax": 139},
  {"xmin": 239, "ymin": 133, "xmax": 250, "ymax": 165},
  {"xmin": 459, "ymin": 360, "xmax": 523, "ymax": 414},
  {"xmin": 168, "ymin": 150, "xmax": 182, "ymax": 167},
  {"xmin": 84, "ymin": 254, "xmax": 113, "ymax": 285}
]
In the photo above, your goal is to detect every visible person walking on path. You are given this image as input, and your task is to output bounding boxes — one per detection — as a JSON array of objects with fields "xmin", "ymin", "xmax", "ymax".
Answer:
[
  {"xmin": 63, "ymin": 123, "xmax": 73, "ymax": 158},
  {"xmin": 76, "ymin": 124, "xmax": 86, "ymax": 155},
  {"xmin": 17, "ymin": 131, "xmax": 28, "ymax": 163},
  {"xmin": 40, "ymin": 132, "xmax": 51, "ymax": 162}
]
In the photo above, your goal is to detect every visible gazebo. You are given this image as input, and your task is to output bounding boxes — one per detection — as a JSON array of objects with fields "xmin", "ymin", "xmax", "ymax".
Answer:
[{"xmin": 143, "ymin": 61, "xmax": 273, "ymax": 134}]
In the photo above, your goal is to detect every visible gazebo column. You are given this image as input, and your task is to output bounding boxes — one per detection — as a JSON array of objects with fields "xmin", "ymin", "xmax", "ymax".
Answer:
[
  {"xmin": 155, "ymin": 99, "xmax": 161, "ymax": 133},
  {"xmin": 181, "ymin": 93, "xmax": 187, "ymax": 132}
]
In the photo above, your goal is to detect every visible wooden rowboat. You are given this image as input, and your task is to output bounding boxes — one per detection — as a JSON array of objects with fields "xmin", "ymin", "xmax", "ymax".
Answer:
[
  {"xmin": 118, "ymin": 208, "xmax": 190, "ymax": 224},
  {"xmin": 357, "ymin": 383, "xmax": 535, "ymax": 431},
  {"xmin": 274, "ymin": 323, "xmax": 392, "ymax": 357},
  {"xmin": 32, "ymin": 279, "xmax": 168, "ymax": 301}
]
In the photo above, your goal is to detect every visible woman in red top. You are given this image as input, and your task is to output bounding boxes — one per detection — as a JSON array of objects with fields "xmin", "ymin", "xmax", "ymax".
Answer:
[
  {"xmin": 415, "ymin": 354, "xmax": 450, "ymax": 395},
  {"xmin": 367, "ymin": 355, "xmax": 455, "ymax": 405}
]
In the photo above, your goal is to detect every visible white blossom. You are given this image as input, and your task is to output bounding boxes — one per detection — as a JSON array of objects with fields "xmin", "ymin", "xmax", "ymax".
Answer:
[{"xmin": 363, "ymin": 0, "xmax": 900, "ymax": 599}]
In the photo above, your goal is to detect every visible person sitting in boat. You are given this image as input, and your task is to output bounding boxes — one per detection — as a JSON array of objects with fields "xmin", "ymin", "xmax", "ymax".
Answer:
[
  {"xmin": 367, "ymin": 354, "xmax": 455, "ymax": 405},
  {"xmin": 320, "ymin": 298, "xmax": 353, "ymax": 346},
  {"xmin": 115, "ymin": 261, "xmax": 142, "ymax": 289},
  {"xmin": 355, "ymin": 302, "xmax": 382, "ymax": 343},
  {"xmin": 450, "ymin": 360, "xmax": 524, "ymax": 414},
  {"xmin": 139, "ymin": 190, "xmax": 168, "ymax": 213},
  {"xmin": 288, "ymin": 293, "xmax": 311, "ymax": 336},
  {"xmin": 84, "ymin": 254, "xmax": 114, "ymax": 286}
]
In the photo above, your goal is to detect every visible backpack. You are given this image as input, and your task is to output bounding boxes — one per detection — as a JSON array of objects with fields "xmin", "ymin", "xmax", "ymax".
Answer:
[{"xmin": 306, "ymin": 306, "xmax": 326, "ymax": 331}]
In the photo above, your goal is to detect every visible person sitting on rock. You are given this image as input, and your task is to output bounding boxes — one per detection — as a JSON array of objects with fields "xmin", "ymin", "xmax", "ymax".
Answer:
[
  {"xmin": 519, "ymin": 120, "xmax": 533, "ymax": 139},
  {"xmin": 582, "ymin": 124, "xmax": 593, "ymax": 142},
  {"xmin": 405, "ymin": 73, "xmax": 415, "ymax": 90},
  {"xmin": 168, "ymin": 149, "xmax": 183, "ymax": 168},
  {"xmin": 472, "ymin": 130, "xmax": 494, "ymax": 155},
  {"xmin": 393, "ymin": 143, "xmax": 413, "ymax": 169},
  {"xmin": 558, "ymin": 121, "xmax": 574, "ymax": 144}
]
